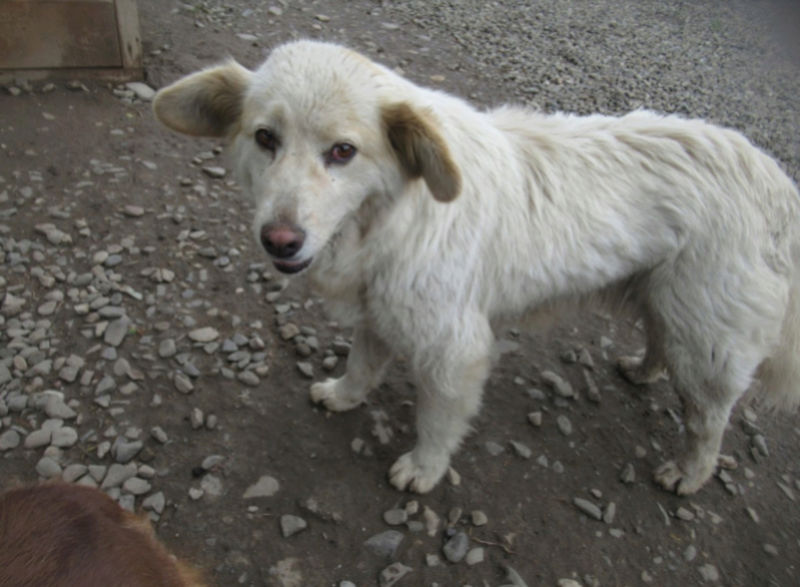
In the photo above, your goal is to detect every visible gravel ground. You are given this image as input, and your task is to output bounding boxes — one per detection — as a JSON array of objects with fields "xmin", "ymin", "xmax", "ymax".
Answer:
[{"xmin": 1, "ymin": 1, "xmax": 800, "ymax": 586}]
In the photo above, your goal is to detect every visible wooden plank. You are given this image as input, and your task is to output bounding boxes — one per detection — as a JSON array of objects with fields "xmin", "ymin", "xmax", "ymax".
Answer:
[
  {"xmin": 114, "ymin": 0, "xmax": 142, "ymax": 69},
  {"xmin": 0, "ymin": 1, "xmax": 122, "ymax": 69}
]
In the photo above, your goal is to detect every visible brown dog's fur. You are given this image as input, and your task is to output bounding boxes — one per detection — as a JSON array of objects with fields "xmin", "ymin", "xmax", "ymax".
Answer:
[{"xmin": 0, "ymin": 483, "xmax": 206, "ymax": 587}]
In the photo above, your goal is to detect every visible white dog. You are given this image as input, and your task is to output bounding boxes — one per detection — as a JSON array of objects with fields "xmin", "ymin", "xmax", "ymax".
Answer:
[{"xmin": 154, "ymin": 40, "xmax": 800, "ymax": 495}]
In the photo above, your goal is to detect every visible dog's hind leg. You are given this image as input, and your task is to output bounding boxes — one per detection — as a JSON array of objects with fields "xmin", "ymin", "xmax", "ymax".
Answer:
[
  {"xmin": 389, "ymin": 315, "xmax": 493, "ymax": 493},
  {"xmin": 654, "ymin": 376, "xmax": 746, "ymax": 495},
  {"xmin": 310, "ymin": 326, "xmax": 393, "ymax": 412},
  {"xmin": 654, "ymin": 325, "xmax": 767, "ymax": 495}
]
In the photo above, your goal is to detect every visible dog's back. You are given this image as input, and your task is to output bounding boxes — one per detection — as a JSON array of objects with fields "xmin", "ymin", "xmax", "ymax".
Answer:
[{"xmin": 0, "ymin": 483, "xmax": 205, "ymax": 587}]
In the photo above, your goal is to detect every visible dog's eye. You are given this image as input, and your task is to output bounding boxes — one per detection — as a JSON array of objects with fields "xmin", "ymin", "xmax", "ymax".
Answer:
[
  {"xmin": 327, "ymin": 143, "xmax": 357, "ymax": 165},
  {"xmin": 255, "ymin": 128, "xmax": 279, "ymax": 151}
]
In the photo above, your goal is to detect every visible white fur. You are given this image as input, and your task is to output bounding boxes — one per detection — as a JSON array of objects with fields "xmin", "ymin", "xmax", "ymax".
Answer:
[{"xmin": 154, "ymin": 40, "xmax": 800, "ymax": 495}]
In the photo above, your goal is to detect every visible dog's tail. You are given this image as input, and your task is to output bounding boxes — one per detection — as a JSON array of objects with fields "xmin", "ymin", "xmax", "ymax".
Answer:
[{"xmin": 759, "ymin": 242, "xmax": 800, "ymax": 412}]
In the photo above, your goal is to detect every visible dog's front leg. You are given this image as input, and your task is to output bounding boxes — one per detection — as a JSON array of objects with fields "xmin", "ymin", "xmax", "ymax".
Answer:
[
  {"xmin": 389, "ymin": 344, "xmax": 491, "ymax": 494},
  {"xmin": 310, "ymin": 325, "xmax": 393, "ymax": 411}
]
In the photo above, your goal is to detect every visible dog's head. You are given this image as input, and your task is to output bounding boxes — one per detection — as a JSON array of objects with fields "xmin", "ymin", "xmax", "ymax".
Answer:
[{"xmin": 153, "ymin": 41, "xmax": 461, "ymax": 274}]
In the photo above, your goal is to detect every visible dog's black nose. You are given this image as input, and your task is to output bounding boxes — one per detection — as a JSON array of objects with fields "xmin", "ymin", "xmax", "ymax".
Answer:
[{"xmin": 260, "ymin": 223, "xmax": 305, "ymax": 259}]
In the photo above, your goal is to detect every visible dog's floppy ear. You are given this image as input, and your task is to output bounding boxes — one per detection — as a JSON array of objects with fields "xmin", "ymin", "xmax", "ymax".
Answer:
[
  {"xmin": 382, "ymin": 102, "xmax": 462, "ymax": 202},
  {"xmin": 153, "ymin": 61, "xmax": 251, "ymax": 137}
]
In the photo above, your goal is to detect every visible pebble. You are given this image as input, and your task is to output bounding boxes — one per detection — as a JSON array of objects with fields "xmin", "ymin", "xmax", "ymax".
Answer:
[
  {"xmin": 123, "ymin": 477, "xmax": 152, "ymax": 495},
  {"xmin": 698, "ymin": 563, "xmax": 719, "ymax": 582},
  {"xmin": 112, "ymin": 438, "xmax": 143, "ymax": 463},
  {"xmin": 556, "ymin": 414, "xmax": 573, "ymax": 436},
  {"xmin": 471, "ymin": 510, "xmax": 488, "ymax": 526},
  {"xmin": 0, "ymin": 429, "xmax": 21, "ymax": 451},
  {"xmin": 573, "ymin": 497, "xmax": 602, "ymax": 521},
  {"xmin": 51, "ymin": 426, "xmax": 78, "ymax": 447},
  {"xmin": 243, "ymin": 475, "xmax": 280, "ymax": 498},
  {"xmin": 297, "ymin": 361, "xmax": 314, "ymax": 378},
  {"xmin": 364, "ymin": 530, "xmax": 404, "ymax": 559},
  {"xmin": 143, "ymin": 491, "xmax": 166, "ymax": 514},
  {"xmin": 125, "ymin": 82, "xmax": 156, "ymax": 101},
  {"xmin": 465, "ymin": 547, "xmax": 485, "ymax": 566},
  {"xmin": 541, "ymin": 370, "xmax": 574, "ymax": 398},
  {"xmin": 379, "ymin": 562, "xmax": 412, "ymax": 587},
  {"xmin": 36, "ymin": 456, "xmax": 62, "ymax": 478},
  {"xmin": 442, "ymin": 531, "xmax": 469, "ymax": 562},
  {"xmin": 280, "ymin": 514, "xmax": 308, "ymax": 537},
  {"xmin": 383, "ymin": 508, "xmax": 408, "ymax": 525},
  {"xmin": 102, "ymin": 463, "xmax": 138, "ymax": 489},
  {"xmin": 188, "ymin": 326, "xmax": 219, "ymax": 342},
  {"xmin": 104, "ymin": 317, "xmax": 131, "ymax": 347}
]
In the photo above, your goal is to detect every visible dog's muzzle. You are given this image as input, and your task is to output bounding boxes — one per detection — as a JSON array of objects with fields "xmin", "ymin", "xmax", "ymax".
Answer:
[{"xmin": 259, "ymin": 222, "xmax": 312, "ymax": 274}]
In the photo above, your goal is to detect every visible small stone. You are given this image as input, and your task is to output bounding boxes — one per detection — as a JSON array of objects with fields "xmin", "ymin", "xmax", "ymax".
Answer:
[
  {"xmin": 62, "ymin": 464, "xmax": 88, "ymax": 483},
  {"xmin": 698, "ymin": 563, "xmax": 719, "ymax": 582},
  {"xmin": 541, "ymin": 370, "xmax": 574, "ymax": 398},
  {"xmin": 238, "ymin": 370, "xmax": 260, "ymax": 387},
  {"xmin": 36, "ymin": 456, "xmax": 62, "ymax": 478},
  {"xmin": 158, "ymin": 338, "xmax": 177, "ymax": 358},
  {"xmin": 364, "ymin": 530, "xmax": 404, "ymax": 559},
  {"xmin": 200, "ymin": 474, "xmax": 223, "ymax": 497},
  {"xmin": 125, "ymin": 82, "xmax": 156, "ymax": 101},
  {"xmin": 104, "ymin": 317, "xmax": 131, "ymax": 347},
  {"xmin": 471, "ymin": 510, "xmax": 488, "ymax": 526},
  {"xmin": 510, "ymin": 440, "xmax": 532, "ymax": 459},
  {"xmin": 465, "ymin": 547, "xmax": 484, "ymax": 566},
  {"xmin": 443, "ymin": 531, "xmax": 469, "ymax": 562},
  {"xmin": 25, "ymin": 429, "xmax": 53, "ymax": 448},
  {"xmin": 675, "ymin": 506, "xmax": 695, "ymax": 521},
  {"xmin": 556, "ymin": 414, "xmax": 573, "ymax": 436},
  {"xmin": 102, "ymin": 463, "xmax": 138, "ymax": 489},
  {"xmin": 684, "ymin": 545, "xmax": 697, "ymax": 561},
  {"xmin": 189, "ymin": 326, "xmax": 219, "ymax": 342},
  {"xmin": 379, "ymin": 562, "xmax": 412, "ymax": 587},
  {"xmin": 51, "ymin": 426, "xmax": 78, "ymax": 447},
  {"xmin": 619, "ymin": 462, "xmax": 636, "ymax": 484},
  {"xmin": 143, "ymin": 491, "xmax": 166, "ymax": 514},
  {"xmin": 603, "ymin": 502, "xmax": 616, "ymax": 525},
  {"xmin": 0, "ymin": 429, "xmax": 21, "ymax": 451},
  {"xmin": 280, "ymin": 514, "xmax": 308, "ymax": 537},
  {"xmin": 573, "ymin": 497, "xmax": 602, "ymax": 521},
  {"xmin": 123, "ymin": 477, "xmax": 151, "ymax": 495},
  {"xmin": 112, "ymin": 438, "xmax": 143, "ymax": 463},
  {"xmin": 485, "ymin": 440, "xmax": 505, "ymax": 456},
  {"xmin": 123, "ymin": 204, "xmax": 145, "ymax": 217},
  {"xmin": 528, "ymin": 411, "xmax": 543, "ymax": 427},
  {"xmin": 174, "ymin": 372, "xmax": 194, "ymax": 394},
  {"xmin": 44, "ymin": 396, "xmax": 76, "ymax": 419},
  {"xmin": 202, "ymin": 166, "xmax": 226, "ymax": 179},
  {"xmin": 243, "ymin": 475, "xmax": 280, "ymax": 498},
  {"xmin": 383, "ymin": 508, "xmax": 408, "ymax": 526},
  {"xmin": 423, "ymin": 506, "xmax": 440, "ymax": 537},
  {"xmin": 297, "ymin": 361, "xmax": 314, "ymax": 378}
]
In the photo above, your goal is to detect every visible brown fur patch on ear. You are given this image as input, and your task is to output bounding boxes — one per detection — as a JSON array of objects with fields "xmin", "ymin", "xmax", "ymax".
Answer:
[
  {"xmin": 383, "ymin": 102, "xmax": 462, "ymax": 202},
  {"xmin": 153, "ymin": 61, "xmax": 251, "ymax": 137}
]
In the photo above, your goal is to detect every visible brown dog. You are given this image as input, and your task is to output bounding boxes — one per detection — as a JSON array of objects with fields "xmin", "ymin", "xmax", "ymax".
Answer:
[{"xmin": 0, "ymin": 483, "xmax": 206, "ymax": 587}]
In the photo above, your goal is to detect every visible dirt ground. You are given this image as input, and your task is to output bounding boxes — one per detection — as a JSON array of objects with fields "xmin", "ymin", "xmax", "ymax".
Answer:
[{"xmin": 1, "ymin": 1, "xmax": 799, "ymax": 586}]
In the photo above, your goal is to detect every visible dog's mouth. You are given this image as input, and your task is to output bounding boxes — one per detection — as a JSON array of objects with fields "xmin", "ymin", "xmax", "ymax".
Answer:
[{"xmin": 272, "ymin": 257, "xmax": 313, "ymax": 274}]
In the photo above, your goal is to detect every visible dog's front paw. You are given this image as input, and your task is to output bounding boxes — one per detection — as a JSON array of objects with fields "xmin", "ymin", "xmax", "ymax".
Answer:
[
  {"xmin": 654, "ymin": 459, "xmax": 714, "ymax": 496},
  {"xmin": 309, "ymin": 378, "xmax": 364, "ymax": 412},
  {"xmin": 389, "ymin": 451, "xmax": 449, "ymax": 494}
]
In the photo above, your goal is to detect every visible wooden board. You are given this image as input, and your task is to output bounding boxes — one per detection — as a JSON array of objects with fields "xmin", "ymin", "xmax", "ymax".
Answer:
[{"xmin": 0, "ymin": 0, "xmax": 142, "ymax": 79}]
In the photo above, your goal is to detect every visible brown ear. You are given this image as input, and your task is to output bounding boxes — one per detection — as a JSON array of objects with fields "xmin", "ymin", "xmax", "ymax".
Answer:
[
  {"xmin": 153, "ymin": 60, "xmax": 251, "ymax": 137},
  {"xmin": 382, "ymin": 102, "xmax": 462, "ymax": 202}
]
